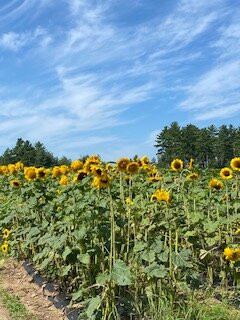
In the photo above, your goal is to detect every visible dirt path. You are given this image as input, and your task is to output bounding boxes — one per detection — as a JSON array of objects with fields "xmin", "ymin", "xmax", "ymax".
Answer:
[
  {"xmin": 0, "ymin": 300, "xmax": 11, "ymax": 320},
  {"xmin": 0, "ymin": 259, "xmax": 67, "ymax": 320}
]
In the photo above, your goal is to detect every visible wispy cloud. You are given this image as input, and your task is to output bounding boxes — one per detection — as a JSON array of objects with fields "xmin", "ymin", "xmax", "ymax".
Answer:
[{"xmin": 0, "ymin": 0, "xmax": 239, "ymax": 158}]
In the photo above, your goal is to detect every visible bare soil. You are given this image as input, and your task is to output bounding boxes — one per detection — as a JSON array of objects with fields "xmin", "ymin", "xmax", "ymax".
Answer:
[{"xmin": 0, "ymin": 259, "xmax": 67, "ymax": 320}]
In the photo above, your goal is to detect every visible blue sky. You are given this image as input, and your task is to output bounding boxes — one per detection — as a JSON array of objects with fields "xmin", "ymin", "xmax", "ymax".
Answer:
[{"xmin": 0, "ymin": 0, "xmax": 240, "ymax": 161}]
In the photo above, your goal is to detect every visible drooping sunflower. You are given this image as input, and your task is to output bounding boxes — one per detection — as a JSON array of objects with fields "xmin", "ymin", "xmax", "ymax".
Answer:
[
  {"xmin": 171, "ymin": 159, "xmax": 183, "ymax": 172},
  {"xmin": 24, "ymin": 167, "xmax": 37, "ymax": 181},
  {"xmin": 59, "ymin": 175, "xmax": 68, "ymax": 186},
  {"xmin": 52, "ymin": 166, "xmax": 61, "ymax": 178},
  {"xmin": 151, "ymin": 189, "xmax": 170, "ymax": 203},
  {"xmin": 92, "ymin": 174, "xmax": 111, "ymax": 189},
  {"xmin": 71, "ymin": 160, "xmax": 83, "ymax": 172},
  {"xmin": 230, "ymin": 157, "xmax": 240, "ymax": 172},
  {"xmin": 186, "ymin": 173, "xmax": 199, "ymax": 181},
  {"xmin": 116, "ymin": 158, "xmax": 130, "ymax": 172},
  {"xmin": 73, "ymin": 170, "xmax": 87, "ymax": 183},
  {"xmin": 37, "ymin": 167, "xmax": 47, "ymax": 180},
  {"xmin": 209, "ymin": 178, "xmax": 224, "ymax": 190},
  {"xmin": 127, "ymin": 162, "xmax": 139, "ymax": 175},
  {"xmin": 1, "ymin": 243, "xmax": 8, "ymax": 254},
  {"xmin": 224, "ymin": 247, "xmax": 240, "ymax": 262},
  {"xmin": 3, "ymin": 228, "xmax": 11, "ymax": 239},
  {"xmin": 10, "ymin": 179, "xmax": 21, "ymax": 188},
  {"xmin": 220, "ymin": 167, "xmax": 233, "ymax": 180}
]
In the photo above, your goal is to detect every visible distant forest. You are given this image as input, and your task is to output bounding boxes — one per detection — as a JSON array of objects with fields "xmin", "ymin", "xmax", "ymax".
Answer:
[
  {"xmin": 0, "ymin": 138, "xmax": 72, "ymax": 167},
  {"xmin": 155, "ymin": 122, "xmax": 240, "ymax": 168}
]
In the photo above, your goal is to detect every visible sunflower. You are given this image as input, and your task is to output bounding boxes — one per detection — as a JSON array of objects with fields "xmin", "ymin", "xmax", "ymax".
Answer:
[
  {"xmin": 59, "ymin": 175, "xmax": 68, "ymax": 186},
  {"xmin": 73, "ymin": 170, "xmax": 87, "ymax": 183},
  {"xmin": 15, "ymin": 161, "xmax": 24, "ymax": 171},
  {"xmin": 8, "ymin": 164, "xmax": 16, "ymax": 175},
  {"xmin": 3, "ymin": 228, "xmax": 10, "ymax": 239},
  {"xmin": 230, "ymin": 157, "xmax": 240, "ymax": 172},
  {"xmin": 151, "ymin": 189, "xmax": 170, "ymax": 203},
  {"xmin": 52, "ymin": 166, "xmax": 61, "ymax": 178},
  {"xmin": 209, "ymin": 178, "xmax": 224, "ymax": 190},
  {"xmin": 186, "ymin": 173, "xmax": 199, "ymax": 181},
  {"xmin": 141, "ymin": 155, "xmax": 150, "ymax": 166},
  {"xmin": 127, "ymin": 162, "xmax": 139, "ymax": 175},
  {"xmin": 220, "ymin": 167, "xmax": 233, "ymax": 180},
  {"xmin": 37, "ymin": 168, "xmax": 47, "ymax": 180},
  {"xmin": 92, "ymin": 174, "xmax": 111, "ymax": 189},
  {"xmin": 106, "ymin": 163, "xmax": 114, "ymax": 171},
  {"xmin": 91, "ymin": 165, "xmax": 104, "ymax": 178},
  {"xmin": 188, "ymin": 158, "xmax": 194, "ymax": 170},
  {"xmin": 224, "ymin": 247, "xmax": 240, "ymax": 262},
  {"xmin": 25, "ymin": 167, "xmax": 37, "ymax": 181},
  {"xmin": 1, "ymin": 243, "xmax": 8, "ymax": 254},
  {"xmin": 10, "ymin": 179, "xmax": 21, "ymax": 188},
  {"xmin": 71, "ymin": 160, "xmax": 83, "ymax": 172},
  {"xmin": 116, "ymin": 158, "xmax": 130, "ymax": 172},
  {"xmin": 171, "ymin": 159, "xmax": 183, "ymax": 172},
  {"xmin": 84, "ymin": 155, "xmax": 101, "ymax": 173},
  {"xmin": 60, "ymin": 165, "xmax": 69, "ymax": 175},
  {"xmin": 1, "ymin": 165, "xmax": 9, "ymax": 175}
]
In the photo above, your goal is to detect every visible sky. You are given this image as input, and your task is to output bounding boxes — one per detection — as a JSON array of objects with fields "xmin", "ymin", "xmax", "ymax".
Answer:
[{"xmin": 0, "ymin": 0, "xmax": 240, "ymax": 161}]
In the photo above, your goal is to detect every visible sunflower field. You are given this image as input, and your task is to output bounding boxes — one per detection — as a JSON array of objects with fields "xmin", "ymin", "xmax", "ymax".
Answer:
[{"xmin": 0, "ymin": 156, "xmax": 240, "ymax": 319}]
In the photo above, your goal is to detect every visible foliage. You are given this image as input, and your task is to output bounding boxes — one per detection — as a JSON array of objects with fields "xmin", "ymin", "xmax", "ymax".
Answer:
[
  {"xmin": 155, "ymin": 122, "xmax": 240, "ymax": 168},
  {"xmin": 0, "ymin": 155, "xmax": 240, "ymax": 319}
]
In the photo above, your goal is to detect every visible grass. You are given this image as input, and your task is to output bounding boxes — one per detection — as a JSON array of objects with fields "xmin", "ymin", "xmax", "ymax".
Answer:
[{"xmin": 0, "ymin": 288, "xmax": 38, "ymax": 320}]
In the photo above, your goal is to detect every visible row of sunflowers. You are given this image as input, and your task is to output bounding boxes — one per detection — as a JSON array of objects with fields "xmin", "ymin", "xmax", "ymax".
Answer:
[{"xmin": 0, "ymin": 155, "xmax": 240, "ymax": 319}]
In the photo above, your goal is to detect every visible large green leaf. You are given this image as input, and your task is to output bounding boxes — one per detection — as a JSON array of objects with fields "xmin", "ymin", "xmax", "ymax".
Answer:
[{"xmin": 112, "ymin": 260, "xmax": 132, "ymax": 286}]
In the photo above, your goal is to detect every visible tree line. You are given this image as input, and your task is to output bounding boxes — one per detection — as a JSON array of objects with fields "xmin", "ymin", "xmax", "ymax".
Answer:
[
  {"xmin": 0, "ymin": 138, "xmax": 72, "ymax": 167},
  {"xmin": 155, "ymin": 122, "xmax": 240, "ymax": 168}
]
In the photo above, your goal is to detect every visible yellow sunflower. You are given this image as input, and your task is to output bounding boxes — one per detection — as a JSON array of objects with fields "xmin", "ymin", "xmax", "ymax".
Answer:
[
  {"xmin": 209, "ymin": 178, "xmax": 224, "ymax": 190},
  {"xmin": 116, "ymin": 158, "xmax": 130, "ymax": 172},
  {"xmin": 24, "ymin": 167, "xmax": 37, "ymax": 181},
  {"xmin": 10, "ymin": 179, "xmax": 21, "ymax": 188},
  {"xmin": 2, "ymin": 228, "xmax": 11, "ymax": 239},
  {"xmin": 186, "ymin": 173, "xmax": 199, "ymax": 181},
  {"xmin": 125, "ymin": 197, "xmax": 134, "ymax": 205},
  {"xmin": 171, "ymin": 159, "xmax": 183, "ymax": 172},
  {"xmin": 71, "ymin": 160, "xmax": 83, "ymax": 172},
  {"xmin": 1, "ymin": 166, "xmax": 9, "ymax": 175},
  {"xmin": 1, "ymin": 243, "xmax": 8, "ymax": 254},
  {"xmin": 151, "ymin": 189, "xmax": 170, "ymax": 203},
  {"xmin": 220, "ymin": 167, "xmax": 233, "ymax": 180},
  {"xmin": 84, "ymin": 155, "xmax": 101, "ymax": 173},
  {"xmin": 60, "ymin": 165, "xmax": 69, "ymax": 175},
  {"xmin": 52, "ymin": 166, "xmax": 61, "ymax": 178},
  {"xmin": 127, "ymin": 162, "xmax": 139, "ymax": 175},
  {"xmin": 8, "ymin": 164, "xmax": 17, "ymax": 175},
  {"xmin": 59, "ymin": 175, "xmax": 68, "ymax": 186},
  {"xmin": 224, "ymin": 247, "xmax": 240, "ymax": 262},
  {"xmin": 91, "ymin": 165, "xmax": 104, "ymax": 177},
  {"xmin": 15, "ymin": 161, "xmax": 24, "ymax": 171},
  {"xmin": 141, "ymin": 155, "xmax": 150, "ymax": 165},
  {"xmin": 92, "ymin": 174, "xmax": 111, "ymax": 189},
  {"xmin": 37, "ymin": 167, "xmax": 47, "ymax": 180},
  {"xmin": 73, "ymin": 170, "xmax": 87, "ymax": 183},
  {"xmin": 230, "ymin": 157, "xmax": 240, "ymax": 172}
]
